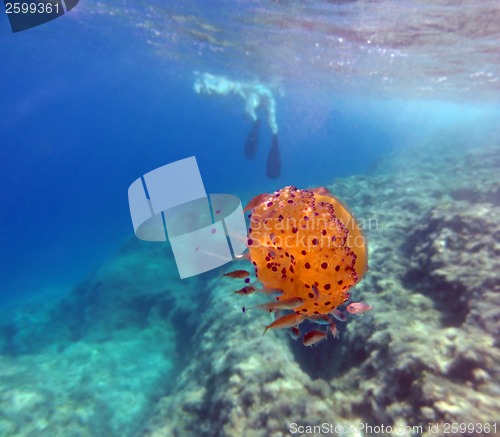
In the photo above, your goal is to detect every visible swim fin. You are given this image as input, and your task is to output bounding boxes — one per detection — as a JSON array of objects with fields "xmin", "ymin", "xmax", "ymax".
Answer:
[
  {"xmin": 266, "ymin": 133, "xmax": 281, "ymax": 179},
  {"xmin": 244, "ymin": 119, "xmax": 260, "ymax": 159}
]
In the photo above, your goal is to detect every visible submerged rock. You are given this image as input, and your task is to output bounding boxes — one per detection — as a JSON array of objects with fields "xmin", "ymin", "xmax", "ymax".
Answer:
[
  {"xmin": 405, "ymin": 201, "xmax": 500, "ymax": 330},
  {"xmin": 142, "ymin": 143, "xmax": 500, "ymax": 437},
  {"xmin": 140, "ymin": 275, "xmax": 364, "ymax": 437},
  {"xmin": 0, "ymin": 239, "xmax": 198, "ymax": 436}
]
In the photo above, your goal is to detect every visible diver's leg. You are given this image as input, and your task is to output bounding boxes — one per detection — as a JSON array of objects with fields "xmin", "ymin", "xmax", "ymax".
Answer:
[
  {"xmin": 244, "ymin": 119, "xmax": 260, "ymax": 159},
  {"xmin": 266, "ymin": 133, "xmax": 281, "ymax": 178}
]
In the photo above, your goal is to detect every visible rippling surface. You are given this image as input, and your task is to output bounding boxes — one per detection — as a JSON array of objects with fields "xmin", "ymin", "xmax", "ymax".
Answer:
[{"xmin": 79, "ymin": 0, "xmax": 500, "ymax": 99}]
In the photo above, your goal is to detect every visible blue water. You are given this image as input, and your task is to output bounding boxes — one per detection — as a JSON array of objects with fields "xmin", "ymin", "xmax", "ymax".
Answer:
[
  {"xmin": 1, "ymin": 2, "xmax": 500, "ymax": 436},
  {"xmin": 1, "ymin": 3, "xmax": 499, "ymax": 303}
]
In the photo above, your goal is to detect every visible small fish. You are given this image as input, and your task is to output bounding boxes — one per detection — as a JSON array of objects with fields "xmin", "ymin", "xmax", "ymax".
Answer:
[
  {"xmin": 263, "ymin": 313, "xmax": 305, "ymax": 335},
  {"xmin": 346, "ymin": 302, "xmax": 373, "ymax": 314},
  {"xmin": 303, "ymin": 330, "xmax": 328, "ymax": 347},
  {"xmin": 307, "ymin": 314, "xmax": 331, "ymax": 325},
  {"xmin": 254, "ymin": 286, "xmax": 283, "ymax": 295},
  {"xmin": 289, "ymin": 326, "xmax": 301, "ymax": 340},
  {"xmin": 329, "ymin": 322, "xmax": 340, "ymax": 339},
  {"xmin": 311, "ymin": 186, "xmax": 331, "ymax": 196},
  {"xmin": 235, "ymin": 252, "xmax": 251, "ymax": 261},
  {"xmin": 247, "ymin": 297, "xmax": 303, "ymax": 312},
  {"xmin": 235, "ymin": 285, "xmax": 255, "ymax": 295},
  {"xmin": 243, "ymin": 193, "xmax": 268, "ymax": 212},
  {"xmin": 330, "ymin": 309, "xmax": 347, "ymax": 322},
  {"xmin": 223, "ymin": 270, "xmax": 250, "ymax": 279},
  {"xmin": 262, "ymin": 206, "xmax": 277, "ymax": 217},
  {"xmin": 311, "ymin": 285, "xmax": 320, "ymax": 299}
]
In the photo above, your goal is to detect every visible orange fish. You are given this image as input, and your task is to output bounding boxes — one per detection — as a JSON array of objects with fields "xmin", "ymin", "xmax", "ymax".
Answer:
[
  {"xmin": 243, "ymin": 193, "xmax": 268, "ymax": 212},
  {"xmin": 311, "ymin": 285, "xmax": 320, "ymax": 300},
  {"xmin": 303, "ymin": 330, "xmax": 328, "ymax": 347},
  {"xmin": 346, "ymin": 302, "xmax": 373, "ymax": 314},
  {"xmin": 246, "ymin": 297, "xmax": 303, "ymax": 312},
  {"xmin": 289, "ymin": 326, "xmax": 301, "ymax": 340},
  {"xmin": 235, "ymin": 285, "xmax": 255, "ymax": 295},
  {"xmin": 307, "ymin": 314, "xmax": 331, "ymax": 325},
  {"xmin": 311, "ymin": 186, "xmax": 331, "ymax": 196},
  {"xmin": 329, "ymin": 322, "xmax": 340, "ymax": 339},
  {"xmin": 240, "ymin": 285, "xmax": 283, "ymax": 296},
  {"xmin": 263, "ymin": 313, "xmax": 305, "ymax": 335},
  {"xmin": 223, "ymin": 270, "xmax": 250, "ymax": 279},
  {"xmin": 330, "ymin": 309, "xmax": 347, "ymax": 322}
]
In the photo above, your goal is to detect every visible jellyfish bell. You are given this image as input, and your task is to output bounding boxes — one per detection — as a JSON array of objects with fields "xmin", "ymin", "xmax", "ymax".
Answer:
[{"xmin": 238, "ymin": 186, "xmax": 368, "ymax": 345}]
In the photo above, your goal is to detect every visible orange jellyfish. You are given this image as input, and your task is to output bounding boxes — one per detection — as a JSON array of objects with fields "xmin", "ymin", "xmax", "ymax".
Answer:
[{"xmin": 243, "ymin": 186, "xmax": 368, "ymax": 342}]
